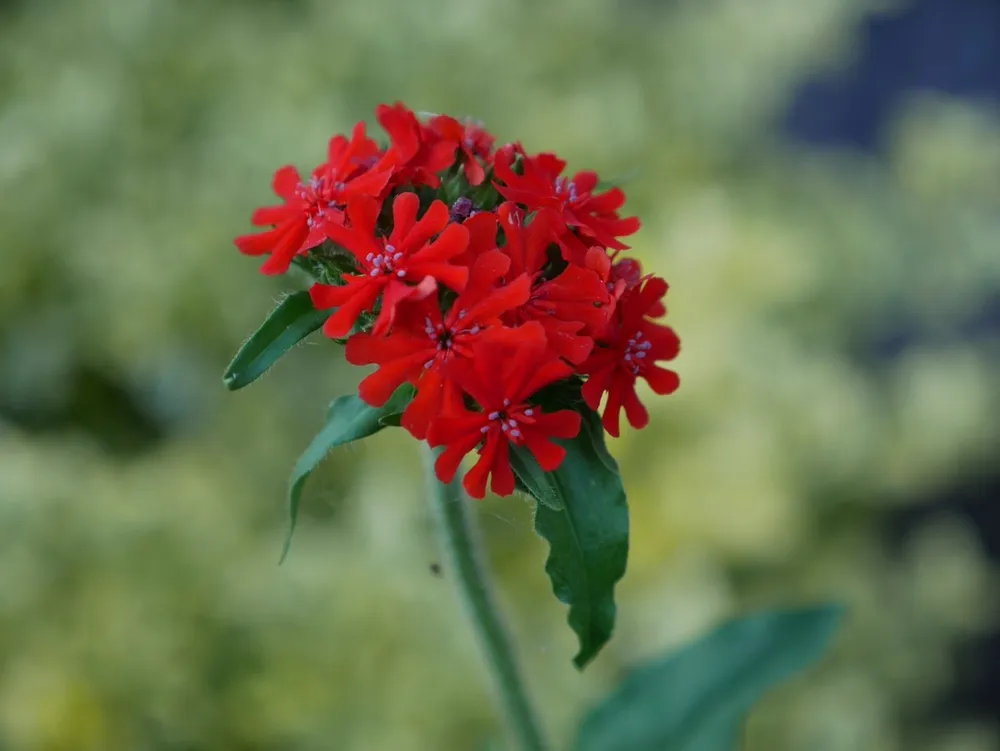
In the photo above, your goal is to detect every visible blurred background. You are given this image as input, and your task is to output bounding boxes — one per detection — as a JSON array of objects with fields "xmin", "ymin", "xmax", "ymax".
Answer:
[{"xmin": 1, "ymin": 0, "xmax": 999, "ymax": 748}]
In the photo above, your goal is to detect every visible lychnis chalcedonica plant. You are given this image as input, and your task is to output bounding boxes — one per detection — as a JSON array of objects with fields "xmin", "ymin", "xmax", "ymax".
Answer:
[{"xmin": 224, "ymin": 102, "xmax": 844, "ymax": 750}]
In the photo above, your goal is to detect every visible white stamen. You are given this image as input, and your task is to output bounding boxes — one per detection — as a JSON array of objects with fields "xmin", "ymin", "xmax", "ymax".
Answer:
[{"xmin": 524, "ymin": 409, "xmax": 534, "ymax": 416}]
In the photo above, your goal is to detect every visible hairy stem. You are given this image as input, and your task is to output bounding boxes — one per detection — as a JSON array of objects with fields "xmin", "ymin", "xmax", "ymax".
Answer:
[{"xmin": 422, "ymin": 445, "xmax": 548, "ymax": 751}]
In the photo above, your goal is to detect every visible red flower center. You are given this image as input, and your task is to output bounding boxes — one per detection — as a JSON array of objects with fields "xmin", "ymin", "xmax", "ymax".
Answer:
[
  {"xmin": 296, "ymin": 177, "xmax": 343, "ymax": 229},
  {"xmin": 422, "ymin": 313, "xmax": 481, "ymax": 370}
]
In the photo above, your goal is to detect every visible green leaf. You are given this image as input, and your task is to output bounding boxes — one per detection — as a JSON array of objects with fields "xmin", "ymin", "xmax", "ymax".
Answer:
[
  {"xmin": 573, "ymin": 605, "xmax": 845, "ymax": 751},
  {"xmin": 377, "ymin": 411, "xmax": 405, "ymax": 428},
  {"xmin": 223, "ymin": 291, "xmax": 329, "ymax": 390},
  {"xmin": 281, "ymin": 384, "xmax": 415, "ymax": 562},
  {"xmin": 530, "ymin": 407, "xmax": 628, "ymax": 669},
  {"xmin": 579, "ymin": 407, "xmax": 618, "ymax": 475},
  {"xmin": 509, "ymin": 446, "xmax": 563, "ymax": 510}
]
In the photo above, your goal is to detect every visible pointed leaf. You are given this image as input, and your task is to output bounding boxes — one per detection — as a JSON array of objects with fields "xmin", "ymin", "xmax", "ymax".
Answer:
[
  {"xmin": 573, "ymin": 605, "xmax": 845, "ymax": 751},
  {"xmin": 281, "ymin": 384, "xmax": 415, "ymax": 562},
  {"xmin": 223, "ymin": 291, "xmax": 329, "ymax": 390},
  {"xmin": 531, "ymin": 407, "xmax": 628, "ymax": 669},
  {"xmin": 378, "ymin": 412, "xmax": 405, "ymax": 428}
]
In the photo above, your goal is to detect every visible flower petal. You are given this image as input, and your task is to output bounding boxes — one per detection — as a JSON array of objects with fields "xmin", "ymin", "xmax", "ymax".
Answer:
[
  {"xmin": 522, "ymin": 432, "xmax": 567, "ymax": 472},
  {"xmin": 532, "ymin": 409, "xmax": 582, "ymax": 440},
  {"xmin": 398, "ymin": 199, "xmax": 449, "ymax": 253},
  {"xmin": 434, "ymin": 431, "xmax": 483, "ymax": 484},
  {"xmin": 391, "ymin": 192, "xmax": 421, "ymax": 241},
  {"xmin": 489, "ymin": 439, "xmax": 516, "ymax": 496},
  {"xmin": 463, "ymin": 433, "xmax": 500, "ymax": 499},
  {"xmin": 345, "ymin": 331, "xmax": 429, "ymax": 366},
  {"xmin": 623, "ymin": 387, "xmax": 649, "ymax": 430},
  {"xmin": 357, "ymin": 355, "xmax": 423, "ymax": 407},
  {"xmin": 272, "ymin": 165, "xmax": 301, "ymax": 198},
  {"xmin": 465, "ymin": 273, "xmax": 531, "ymax": 324},
  {"xmin": 643, "ymin": 365, "xmax": 680, "ymax": 395},
  {"xmin": 410, "ymin": 222, "xmax": 469, "ymax": 264}
]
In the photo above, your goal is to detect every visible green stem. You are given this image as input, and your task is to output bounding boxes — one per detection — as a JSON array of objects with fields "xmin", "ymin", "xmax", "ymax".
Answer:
[{"xmin": 422, "ymin": 445, "xmax": 549, "ymax": 751}]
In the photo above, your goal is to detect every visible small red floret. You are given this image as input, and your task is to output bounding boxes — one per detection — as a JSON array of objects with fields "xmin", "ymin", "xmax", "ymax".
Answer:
[{"xmin": 427, "ymin": 323, "xmax": 582, "ymax": 499}]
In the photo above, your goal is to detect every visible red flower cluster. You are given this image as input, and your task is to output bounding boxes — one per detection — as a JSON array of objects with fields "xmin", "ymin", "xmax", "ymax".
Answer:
[{"xmin": 236, "ymin": 103, "xmax": 679, "ymax": 498}]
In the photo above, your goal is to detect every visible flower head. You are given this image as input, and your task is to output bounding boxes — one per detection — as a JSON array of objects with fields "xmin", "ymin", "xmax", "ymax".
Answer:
[{"xmin": 232, "ymin": 101, "xmax": 680, "ymax": 474}]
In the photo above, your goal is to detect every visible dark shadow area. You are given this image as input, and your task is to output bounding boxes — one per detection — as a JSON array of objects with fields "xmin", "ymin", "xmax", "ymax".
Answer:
[{"xmin": 0, "ymin": 364, "xmax": 166, "ymax": 457}]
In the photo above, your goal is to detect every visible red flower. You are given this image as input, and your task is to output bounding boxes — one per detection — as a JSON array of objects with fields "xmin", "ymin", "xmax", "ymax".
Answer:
[
  {"xmin": 345, "ymin": 250, "xmax": 532, "ymax": 439},
  {"xmin": 235, "ymin": 122, "xmax": 394, "ymax": 275},
  {"xmin": 428, "ymin": 322, "xmax": 583, "ymax": 499},
  {"xmin": 606, "ymin": 257, "xmax": 663, "ymax": 316},
  {"xmin": 581, "ymin": 276, "xmax": 680, "ymax": 437},
  {"xmin": 310, "ymin": 193, "xmax": 470, "ymax": 338},
  {"xmin": 493, "ymin": 145, "xmax": 641, "ymax": 251},
  {"xmin": 377, "ymin": 103, "xmax": 457, "ymax": 188},
  {"xmin": 429, "ymin": 115, "xmax": 496, "ymax": 186},
  {"xmin": 497, "ymin": 203, "xmax": 614, "ymax": 363}
]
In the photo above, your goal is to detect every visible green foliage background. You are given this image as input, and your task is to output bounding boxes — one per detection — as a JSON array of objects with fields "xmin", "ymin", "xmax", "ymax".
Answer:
[{"xmin": 1, "ymin": 0, "xmax": 999, "ymax": 748}]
